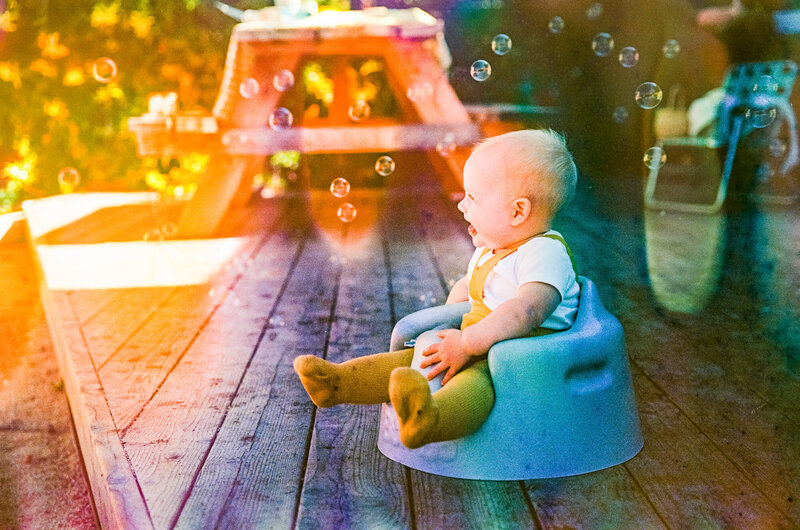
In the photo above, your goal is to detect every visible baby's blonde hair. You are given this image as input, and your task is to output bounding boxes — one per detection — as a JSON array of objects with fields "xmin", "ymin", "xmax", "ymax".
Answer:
[{"xmin": 472, "ymin": 129, "xmax": 577, "ymax": 216}]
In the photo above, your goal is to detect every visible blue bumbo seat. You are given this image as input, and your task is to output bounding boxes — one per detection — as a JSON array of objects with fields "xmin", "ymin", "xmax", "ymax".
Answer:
[{"xmin": 378, "ymin": 277, "xmax": 643, "ymax": 480}]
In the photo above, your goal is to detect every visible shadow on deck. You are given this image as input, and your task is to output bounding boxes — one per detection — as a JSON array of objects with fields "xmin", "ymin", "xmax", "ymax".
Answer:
[{"xmin": 22, "ymin": 162, "xmax": 800, "ymax": 529}]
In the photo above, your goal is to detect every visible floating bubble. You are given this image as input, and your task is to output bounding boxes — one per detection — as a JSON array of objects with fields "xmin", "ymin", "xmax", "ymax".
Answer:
[
  {"xmin": 143, "ymin": 229, "xmax": 164, "ymax": 242},
  {"xmin": 618, "ymin": 46, "xmax": 639, "ymax": 67},
  {"xmin": 92, "ymin": 57, "xmax": 117, "ymax": 83},
  {"xmin": 548, "ymin": 16, "xmax": 565, "ymax": 34},
  {"xmin": 753, "ymin": 74, "xmax": 778, "ymax": 94},
  {"xmin": 161, "ymin": 222, "xmax": 178, "ymax": 238},
  {"xmin": 746, "ymin": 107, "xmax": 777, "ymax": 129},
  {"xmin": 770, "ymin": 138, "xmax": 787, "ymax": 158},
  {"xmin": 491, "ymin": 34, "xmax": 512, "ymax": 55},
  {"xmin": 662, "ymin": 39, "xmax": 680, "ymax": 59},
  {"xmin": 272, "ymin": 69, "xmax": 295, "ymax": 92},
  {"xmin": 470, "ymin": 60, "xmax": 491, "ymax": 82},
  {"xmin": 239, "ymin": 77, "xmax": 260, "ymax": 99},
  {"xmin": 569, "ymin": 66, "xmax": 582, "ymax": 78},
  {"xmin": 268, "ymin": 107, "xmax": 293, "ymax": 129},
  {"xmin": 348, "ymin": 100, "xmax": 371, "ymax": 122},
  {"xmin": 591, "ymin": 33, "xmax": 614, "ymax": 57},
  {"xmin": 436, "ymin": 132, "xmax": 457, "ymax": 157},
  {"xmin": 330, "ymin": 177, "xmax": 351, "ymax": 198},
  {"xmin": 57, "ymin": 167, "xmax": 81, "ymax": 190},
  {"xmin": 406, "ymin": 81, "xmax": 433, "ymax": 102},
  {"xmin": 337, "ymin": 203, "xmax": 357, "ymax": 223},
  {"xmin": 375, "ymin": 155, "xmax": 395, "ymax": 176},
  {"xmin": 635, "ymin": 82, "xmax": 663, "ymax": 109},
  {"xmin": 613, "ymin": 106, "xmax": 629, "ymax": 123},
  {"xmin": 643, "ymin": 146, "xmax": 666, "ymax": 169},
  {"xmin": 586, "ymin": 2, "xmax": 603, "ymax": 20}
]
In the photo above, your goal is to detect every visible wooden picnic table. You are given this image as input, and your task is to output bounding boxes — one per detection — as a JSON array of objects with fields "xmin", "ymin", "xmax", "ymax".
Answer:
[
  {"xmin": 128, "ymin": 8, "xmax": 480, "ymax": 239},
  {"xmin": 20, "ymin": 156, "xmax": 800, "ymax": 528}
]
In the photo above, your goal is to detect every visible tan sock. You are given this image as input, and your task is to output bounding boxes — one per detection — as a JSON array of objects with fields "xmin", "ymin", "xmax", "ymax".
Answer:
[
  {"xmin": 389, "ymin": 360, "xmax": 494, "ymax": 448},
  {"xmin": 294, "ymin": 348, "xmax": 414, "ymax": 407}
]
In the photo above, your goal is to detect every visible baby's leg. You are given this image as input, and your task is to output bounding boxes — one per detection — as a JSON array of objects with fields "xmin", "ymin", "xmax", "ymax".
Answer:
[
  {"xmin": 389, "ymin": 360, "xmax": 494, "ymax": 449},
  {"xmin": 294, "ymin": 348, "xmax": 414, "ymax": 407}
]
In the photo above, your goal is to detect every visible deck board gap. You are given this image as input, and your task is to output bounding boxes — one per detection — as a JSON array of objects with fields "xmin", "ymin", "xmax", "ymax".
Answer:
[
  {"xmin": 621, "ymin": 463, "xmax": 670, "ymax": 528},
  {"xmin": 119, "ymin": 209, "xmax": 290, "ymax": 439},
  {"xmin": 169, "ymin": 220, "xmax": 312, "ymax": 529},
  {"xmin": 518, "ymin": 481, "xmax": 544, "ymax": 530},
  {"xmin": 96, "ymin": 287, "xmax": 180, "ymax": 371},
  {"xmin": 70, "ymin": 290, "xmax": 119, "ymax": 327},
  {"xmin": 64, "ymin": 291, "xmax": 157, "ymax": 528},
  {"xmin": 291, "ymin": 223, "xmax": 348, "ymax": 529},
  {"xmin": 630, "ymin": 361, "xmax": 793, "ymax": 520}
]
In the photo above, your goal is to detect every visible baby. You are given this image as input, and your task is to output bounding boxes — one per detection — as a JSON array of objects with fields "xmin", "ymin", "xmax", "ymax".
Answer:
[{"xmin": 294, "ymin": 129, "xmax": 580, "ymax": 449}]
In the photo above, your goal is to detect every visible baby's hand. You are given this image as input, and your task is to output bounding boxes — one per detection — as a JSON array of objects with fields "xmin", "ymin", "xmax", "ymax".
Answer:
[{"xmin": 420, "ymin": 329, "xmax": 473, "ymax": 386}]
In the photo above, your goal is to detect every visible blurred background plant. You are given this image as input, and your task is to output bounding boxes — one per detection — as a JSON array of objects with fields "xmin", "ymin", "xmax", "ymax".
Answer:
[{"xmin": 0, "ymin": 0, "xmax": 246, "ymax": 214}]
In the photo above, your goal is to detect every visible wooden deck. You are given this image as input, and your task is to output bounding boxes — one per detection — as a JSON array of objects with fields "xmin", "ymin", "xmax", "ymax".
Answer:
[{"xmin": 21, "ymin": 158, "xmax": 800, "ymax": 529}]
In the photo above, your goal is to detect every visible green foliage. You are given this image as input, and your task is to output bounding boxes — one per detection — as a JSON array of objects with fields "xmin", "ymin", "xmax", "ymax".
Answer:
[{"xmin": 0, "ymin": 0, "xmax": 236, "ymax": 212}]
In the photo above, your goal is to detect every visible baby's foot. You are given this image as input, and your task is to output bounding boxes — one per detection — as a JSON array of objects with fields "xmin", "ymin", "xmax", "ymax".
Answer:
[
  {"xmin": 389, "ymin": 367, "xmax": 439, "ymax": 449},
  {"xmin": 293, "ymin": 355, "xmax": 341, "ymax": 408}
]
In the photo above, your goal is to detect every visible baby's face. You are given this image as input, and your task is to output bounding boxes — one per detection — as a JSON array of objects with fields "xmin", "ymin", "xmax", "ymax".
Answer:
[{"xmin": 457, "ymin": 149, "xmax": 517, "ymax": 249}]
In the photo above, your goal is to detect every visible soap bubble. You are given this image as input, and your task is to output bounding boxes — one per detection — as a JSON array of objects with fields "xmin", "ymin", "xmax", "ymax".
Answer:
[
  {"xmin": 643, "ymin": 146, "xmax": 667, "ymax": 169},
  {"xmin": 161, "ymin": 222, "xmax": 178, "ymax": 238},
  {"xmin": 662, "ymin": 39, "xmax": 680, "ymax": 59},
  {"xmin": 272, "ymin": 69, "xmax": 295, "ymax": 92},
  {"xmin": 618, "ymin": 46, "xmax": 639, "ymax": 67},
  {"xmin": 470, "ymin": 60, "xmax": 491, "ymax": 81},
  {"xmin": 143, "ymin": 229, "xmax": 164, "ymax": 242},
  {"xmin": 591, "ymin": 33, "xmax": 614, "ymax": 57},
  {"xmin": 330, "ymin": 178, "xmax": 351, "ymax": 198},
  {"xmin": 239, "ymin": 77, "xmax": 260, "ymax": 99},
  {"xmin": 635, "ymin": 82, "xmax": 663, "ymax": 109},
  {"xmin": 348, "ymin": 100, "xmax": 371, "ymax": 122},
  {"xmin": 746, "ymin": 107, "xmax": 776, "ymax": 129},
  {"xmin": 436, "ymin": 132, "xmax": 457, "ymax": 157},
  {"xmin": 268, "ymin": 107, "xmax": 293, "ymax": 129},
  {"xmin": 612, "ymin": 106, "xmax": 629, "ymax": 123},
  {"xmin": 92, "ymin": 57, "xmax": 117, "ymax": 83},
  {"xmin": 548, "ymin": 16, "xmax": 565, "ymax": 34},
  {"xmin": 375, "ymin": 155, "xmax": 395, "ymax": 176},
  {"xmin": 57, "ymin": 167, "xmax": 80, "ymax": 191},
  {"xmin": 407, "ymin": 81, "xmax": 433, "ymax": 103},
  {"xmin": 753, "ymin": 74, "xmax": 778, "ymax": 94},
  {"xmin": 770, "ymin": 138, "xmax": 787, "ymax": 158},
  {"xmin": 586, "ymin": 2, "xmax": 603, "ymax": 20},
  {"xmin": 337, "ymin": 203, "xmax": 357, "ymax": 223},
  {"xmin": 491, "ymin": 34, "xmax": 512, "ymax": 55}
]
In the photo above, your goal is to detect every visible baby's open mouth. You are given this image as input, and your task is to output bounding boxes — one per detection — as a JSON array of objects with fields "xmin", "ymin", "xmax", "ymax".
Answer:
[{"xmin": 468, "ymin": 224, "xmax": 477, "ymax": 237}]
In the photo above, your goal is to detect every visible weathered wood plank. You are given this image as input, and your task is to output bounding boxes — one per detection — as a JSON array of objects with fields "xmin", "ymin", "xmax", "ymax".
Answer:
[
  {"xmin": 121, "ymin": 203, "xmax": 304, "ymax": 530},
  {"xmin": 383, "ymin": 176, "xmax": 538, "ymax": 528},
  {"xmin": 297, "ymin": 190, "xmax": 412, "ymax": 529},
  {"xmin": 174, "ymin": 201, "xmax": 336, "ymax": 528},
  {"xmin": 79, "ymin": 287, "xmax": 177, "ymax": 368},
  {"xmin": 98, "ymin": 203, "xmax": 286, "ymax": 433},
  {"xmin": 625, "ymin": 367, "xmax": 793, "ymax": 528},
  {"xmin": 525, "ymin": 466, "xmax": 666, "ymax": 529},
  {"xmin": 29, "ymin": 265, "xmax": 153, "ymax": 528},
  {"xmin": 630, "ymin": 319, "xmax": 800, "ymax": 523}
]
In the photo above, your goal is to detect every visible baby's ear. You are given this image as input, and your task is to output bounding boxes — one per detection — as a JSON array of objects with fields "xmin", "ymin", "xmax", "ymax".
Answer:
[{"xmin": 510, "ymin": 197, "xmax": 531, "ymax": 226}]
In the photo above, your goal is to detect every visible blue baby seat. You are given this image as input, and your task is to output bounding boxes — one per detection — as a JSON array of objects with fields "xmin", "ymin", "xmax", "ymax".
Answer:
[{"xmin": 378, "ymin": 277, "xmax": 643, "ymax": 480}]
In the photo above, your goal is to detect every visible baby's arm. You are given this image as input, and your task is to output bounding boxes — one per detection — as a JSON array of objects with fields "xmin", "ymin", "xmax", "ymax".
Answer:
[
  {"xmin": 446, "ymin": 274, "xmax": 469, "ymax": 304},
  {"xmin": 422, "ymin": 281, "xmax": 560, "ymax": 384},
  {"xmin": 461, "ymin": 281, "xmax": 560, "ymax": 356}
]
